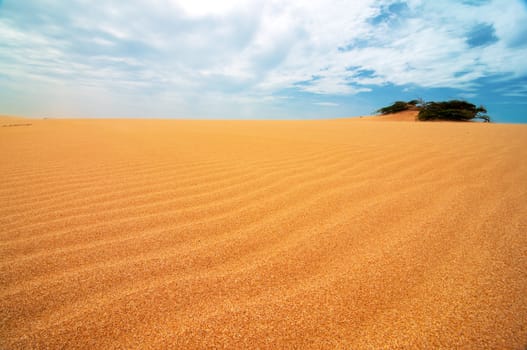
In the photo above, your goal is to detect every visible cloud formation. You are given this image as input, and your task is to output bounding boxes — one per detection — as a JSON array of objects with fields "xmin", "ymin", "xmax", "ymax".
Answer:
[{"xmin": 0, "ymin": 0, "xmax": 526, "ymax": 120}]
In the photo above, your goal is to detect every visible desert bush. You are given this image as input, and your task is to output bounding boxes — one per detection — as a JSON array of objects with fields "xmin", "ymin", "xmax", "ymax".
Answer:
[
  {"xmin": 377, "ymin": 101, "xmax": 412, "ymax": 114},
  {"xmin": 418, "ymin": 100, "xmax": 490, "ymax": 122}
]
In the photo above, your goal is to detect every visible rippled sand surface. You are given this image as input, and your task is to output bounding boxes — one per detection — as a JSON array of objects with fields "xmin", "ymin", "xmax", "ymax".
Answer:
[{"xmin": 1, "ymin": 116, "xmax": 526, "ymax": 349}]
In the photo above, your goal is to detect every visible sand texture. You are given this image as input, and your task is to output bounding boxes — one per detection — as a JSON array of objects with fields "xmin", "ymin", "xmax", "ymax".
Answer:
[
  {"xmin": 1, "ymin": 116, "xmax": 527, "ymax": 349},
  {"xmin": 356, "ymin": 110, "xmax": 419, "ymax": 121}
]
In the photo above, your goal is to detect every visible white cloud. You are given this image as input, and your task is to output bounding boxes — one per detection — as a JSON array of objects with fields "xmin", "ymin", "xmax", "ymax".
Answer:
[
  {"xmin": 314, "ymin": 102, "xmax": 339, "ymax": 107},
  {"xmin": 169, "ymin": 0, "xmax": 256, "ymax": 17}
]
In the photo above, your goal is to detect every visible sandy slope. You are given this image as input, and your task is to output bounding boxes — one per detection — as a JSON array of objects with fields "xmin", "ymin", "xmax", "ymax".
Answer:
[
  {"xmin": 1, "ymin": 116, "xmax": 526, "ymax": 349},
  {"xmin": 354, "ymin": 110, "xmax": 420, "ymax": 121}
]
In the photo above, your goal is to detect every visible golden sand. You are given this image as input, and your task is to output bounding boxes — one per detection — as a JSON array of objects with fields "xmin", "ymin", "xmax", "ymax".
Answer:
[
  {"xmin": 1, "ymin": 115, "xmax": 526, "ymax": 349},
  {"xmin": 355, "ymin": 109, "xmax": 420, "ymax": 121}
]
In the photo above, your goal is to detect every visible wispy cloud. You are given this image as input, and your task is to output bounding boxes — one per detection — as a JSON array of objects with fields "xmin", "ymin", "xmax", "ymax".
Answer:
[
  {"xmin": 314, "ymin": 102, "xmax": 339, "ymax": 107},
  {"xmin": 0, "ymin": 0, "xmax": 526, "ymax": 120}
]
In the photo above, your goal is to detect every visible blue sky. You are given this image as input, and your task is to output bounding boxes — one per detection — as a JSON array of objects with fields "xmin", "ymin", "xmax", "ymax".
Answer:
[{"xmin": 1, "ymin": 0, "xmax": 526, "ymax": 122}]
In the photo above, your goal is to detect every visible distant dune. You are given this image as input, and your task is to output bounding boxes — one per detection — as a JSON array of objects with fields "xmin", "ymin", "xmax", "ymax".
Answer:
[
  {"xmin": 1, "ymin": 115, "xmax": 526, "ymax": 349},
  {"xmin": 355, "ymin": 109, "xmax": 420, "ymax": 121}
]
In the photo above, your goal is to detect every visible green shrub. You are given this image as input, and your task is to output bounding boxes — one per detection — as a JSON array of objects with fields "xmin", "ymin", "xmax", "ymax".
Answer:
[
  {"xmin": 418, "ymin": 100, "xmax": 490, "ymax": 122},
  {"xmin": 377, "ymin": 101, "xmax": 412, "ymax": 114}
]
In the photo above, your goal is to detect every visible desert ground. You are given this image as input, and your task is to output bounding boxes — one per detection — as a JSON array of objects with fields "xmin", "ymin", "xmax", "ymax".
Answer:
[{"xmin": 1, "ymin": 113, "xmax": 526, "ymax": 349}]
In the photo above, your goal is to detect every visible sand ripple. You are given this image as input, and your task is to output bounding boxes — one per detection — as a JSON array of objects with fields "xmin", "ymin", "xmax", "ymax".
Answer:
[{"xmin": 1, "ymin": 118, "xmax": 527, "ymax": 348}]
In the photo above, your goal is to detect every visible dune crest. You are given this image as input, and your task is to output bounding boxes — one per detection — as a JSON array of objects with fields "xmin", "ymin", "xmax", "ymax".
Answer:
[
  {"xmin": 1, "ymin": 117, "xmax": 527, "ymax": 349},
  {"xmin": 355, "ymin": 109, "xmax": 419, "ymax": 121}
]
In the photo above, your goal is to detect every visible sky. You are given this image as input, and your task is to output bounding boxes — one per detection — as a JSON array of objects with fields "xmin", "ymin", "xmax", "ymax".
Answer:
[{"xmin": 1, "ymin": 0, "xmax": 526, "ymax": 122}]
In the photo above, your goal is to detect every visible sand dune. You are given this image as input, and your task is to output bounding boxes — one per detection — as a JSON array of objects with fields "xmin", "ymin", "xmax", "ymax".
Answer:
[
  {"xmin": 1, "ymin": 115, "xmax": 527, "ymax": 349},
  {"xmin": 354, "ymin": 109, "xmax": 420, "ymax": 121}
]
